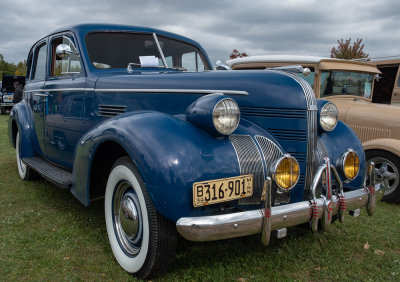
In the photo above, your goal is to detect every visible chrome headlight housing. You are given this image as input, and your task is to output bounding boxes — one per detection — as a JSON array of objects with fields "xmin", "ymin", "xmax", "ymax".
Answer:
[
  {"xmin": 337, "ymin": 149, "xmax": 360, "ymax": 180},
  {"xmin": 212, "ymin": 99, "xmax": 240, "ymax": 135},
  {"xmin": 186, "ymin": 94, "xmax": 240, "ymax": 136},
  {"xmin": 270, "ymin": 154, "xmax": 300, "ymax": 191},
  {"xmin": 319, "ymin": 102, "xmax": 338, "ymax": 132}
]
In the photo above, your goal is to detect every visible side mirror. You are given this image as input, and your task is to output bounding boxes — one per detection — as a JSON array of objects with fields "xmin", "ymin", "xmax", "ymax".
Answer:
[
  {"xmin": 215, "ymin": 60, "xmax": 231, "ymax": 70},
  {"xmin": 375, "ymin": 74, "xmax": 381, "ymax": 82},
  {"xmin": 56, "ymin": 44, "xmax": 78, "ymax": 59}
]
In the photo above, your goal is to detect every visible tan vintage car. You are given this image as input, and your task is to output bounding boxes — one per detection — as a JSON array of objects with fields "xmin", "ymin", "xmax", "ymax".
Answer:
[
  {"xmin": 372, "ymin": 58, "xmax": 400, "ymax": 105},
  {"xmin": 226, "ymin": 55, "xmax": 400, "ymax": 203}
]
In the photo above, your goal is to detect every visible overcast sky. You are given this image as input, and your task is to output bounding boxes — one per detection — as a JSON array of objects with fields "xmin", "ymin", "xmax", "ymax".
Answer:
[{"xmin": 1, "ymin": 0, "xmax": 399, "ymax": 65}]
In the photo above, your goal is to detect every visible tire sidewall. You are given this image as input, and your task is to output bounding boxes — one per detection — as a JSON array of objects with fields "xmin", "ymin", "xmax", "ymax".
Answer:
[
  {"xmin": 105, "ymin": 161, "xmax": 150, "ymax": 273},
  {"xmin": 16, "ymin": 132, "xmax": 27, "ymax": 180}
]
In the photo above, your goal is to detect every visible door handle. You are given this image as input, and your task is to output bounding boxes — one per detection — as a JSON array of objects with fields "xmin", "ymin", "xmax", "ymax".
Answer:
[{"xmin": 34, "ymin": 93, "xmax": 49, "ymax": 97}]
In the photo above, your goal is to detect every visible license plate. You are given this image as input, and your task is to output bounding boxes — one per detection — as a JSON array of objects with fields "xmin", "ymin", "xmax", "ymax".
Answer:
[{"xmin": 193, "ymin": 174, "xmax": 253, "ymax": 207}]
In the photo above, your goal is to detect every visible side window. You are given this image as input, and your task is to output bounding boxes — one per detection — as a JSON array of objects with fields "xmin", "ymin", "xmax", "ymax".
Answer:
[
  {"xmin": 182, "ymin": 52, "xmax": 205, "ymax": 71},
  {"xmin": 51, "ymin": 35, "xmax": 82, "ymax": 77},
  {"xmin": 32, "ymin": 43, "xmax": 47, "ymax": 80}
]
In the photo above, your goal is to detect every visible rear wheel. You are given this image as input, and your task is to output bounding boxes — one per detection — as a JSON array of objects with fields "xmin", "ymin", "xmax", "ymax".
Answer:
[
  {"xmin": 16, "ymin": 132, "xmax": 38, "ymax": 180},
  {"xmin": 105, "ymin": 157, "xmax": 177, "ymax": 279},
  {"xmin": 366, "ymin": 150, "xmax": 400, "ymax": 203}
]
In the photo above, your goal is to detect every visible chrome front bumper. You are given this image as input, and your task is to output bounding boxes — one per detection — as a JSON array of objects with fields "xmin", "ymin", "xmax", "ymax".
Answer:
[{"xmin": 176, "ymin": 159, "xmax": 381, "ymax": 245}]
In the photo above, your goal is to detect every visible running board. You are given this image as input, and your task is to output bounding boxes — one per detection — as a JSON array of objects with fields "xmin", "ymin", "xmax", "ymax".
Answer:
[{"xmin": 23, "ymin": 157, "xmax": 72, "ymax": 189}]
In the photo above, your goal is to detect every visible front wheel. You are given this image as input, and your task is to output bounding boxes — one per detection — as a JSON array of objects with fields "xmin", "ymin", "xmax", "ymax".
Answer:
[
  {"xmin": 105, "ymin": 157, "xmax": 177, "ymax": 279},
  {"xmin": 366, "ymin": 150, "xmax": 400, "ymax": 203}
]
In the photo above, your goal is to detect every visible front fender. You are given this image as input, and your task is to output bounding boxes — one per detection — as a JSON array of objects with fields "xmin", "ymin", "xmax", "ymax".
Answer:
[
  {"xmin": 318, "ymin": 120, "xmax": 366, "ymax": 189},
  {"xmin": 363, "ymin": 138, "xmax": 400, "ymax": 158},
  {"xmin": 72, "ymin": 111, "xmax": 282, "ymax": 222}
]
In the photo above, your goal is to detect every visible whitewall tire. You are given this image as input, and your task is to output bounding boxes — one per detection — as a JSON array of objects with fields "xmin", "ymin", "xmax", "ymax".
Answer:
[{"xmin": 105, "ymin": 157, "xmax": 176, "ymax": 279}]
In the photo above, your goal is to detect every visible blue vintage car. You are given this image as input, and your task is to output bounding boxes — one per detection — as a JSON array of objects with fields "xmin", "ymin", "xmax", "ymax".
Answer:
[{"xmin": 8, "ymin": 24, "xmax": 380, "ymax": 279}]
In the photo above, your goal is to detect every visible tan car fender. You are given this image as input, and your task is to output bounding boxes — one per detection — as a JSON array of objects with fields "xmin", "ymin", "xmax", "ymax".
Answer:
[{"xmin": 363, "ymin": 138, "xmax": 400, "ymax": 158}]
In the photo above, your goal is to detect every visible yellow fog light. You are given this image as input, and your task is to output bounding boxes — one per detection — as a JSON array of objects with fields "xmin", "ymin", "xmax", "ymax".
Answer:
[
  {"xmin": 340, "ymin": 150, "xmax": 360, "ymax": 180},
  {"xmin": 271, "ymin": 154, "xmax": 300, "ymax": 191}
]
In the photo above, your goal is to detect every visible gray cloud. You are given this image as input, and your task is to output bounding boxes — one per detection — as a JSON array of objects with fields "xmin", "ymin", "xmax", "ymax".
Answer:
[{"xmin": 0, "ymin": 0, "xmax": 399, "ymax": 65}]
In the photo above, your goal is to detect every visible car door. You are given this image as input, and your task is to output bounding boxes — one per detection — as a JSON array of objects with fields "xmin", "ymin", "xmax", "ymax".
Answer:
[
  {"xmin": 43, "ymin": 33, "xmax": 94, "ymax": 169},
  {"xmin": 26, "ymin": 39, "xmax": 48, "ymax": 157}
]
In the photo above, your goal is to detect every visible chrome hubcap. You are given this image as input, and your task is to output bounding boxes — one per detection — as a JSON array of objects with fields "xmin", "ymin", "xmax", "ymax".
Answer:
[
  {"xmin": 113, "ymin": 182, "xmax": 143, "ymax": 256},
  {"xmin": 368, "ymin": 157, "xmax": 399, "ymax": 195}
]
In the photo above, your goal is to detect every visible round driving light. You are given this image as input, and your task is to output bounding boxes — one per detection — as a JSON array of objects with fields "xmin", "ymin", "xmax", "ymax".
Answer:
[
  {"xmin": 271, "ymin": 154, "xmax": 300, "ymax": 191},
  {"xmin": 340, "ymin": 150, "xmax": 360, "ymax": 180},
  {"xmin": 320, "ymin": 102, "xmax": 338, "ymax": 131},
  {"xmin": 212, "ymin": 98, "xmax": 240, "ymax": 135}
]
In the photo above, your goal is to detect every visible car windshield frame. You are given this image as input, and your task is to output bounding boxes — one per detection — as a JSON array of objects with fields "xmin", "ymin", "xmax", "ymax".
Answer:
[{"xmin": 85, "ymin": 31, "xmax": 210, "ymax": 71}]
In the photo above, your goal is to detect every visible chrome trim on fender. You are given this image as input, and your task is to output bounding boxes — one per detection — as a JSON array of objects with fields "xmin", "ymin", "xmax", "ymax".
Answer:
[{"xmin": 94, "ymin": 88, "xmax": 249, "ymax": 95}]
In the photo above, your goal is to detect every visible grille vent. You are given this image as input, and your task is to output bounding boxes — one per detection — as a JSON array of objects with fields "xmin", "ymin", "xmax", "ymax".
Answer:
[
  {"xmin": 229, "ymin": 135, "xmax": 265, "ymax": 204},
  {"xmin": 98, "ymin": 104, "xmax": 127, "ymax": 117},
  {"xmin": 241, "ymin": 106, "xmax": 306, "ymax": 119},
  {"xmin": 348, "ymin": 124, "xmax": 391, "ymax": 143}
]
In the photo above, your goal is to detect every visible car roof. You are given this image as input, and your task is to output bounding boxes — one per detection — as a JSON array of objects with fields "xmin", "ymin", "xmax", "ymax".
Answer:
[{"xmin": 226, "ymin": 55, "xmax": 381, "ymax": 74}]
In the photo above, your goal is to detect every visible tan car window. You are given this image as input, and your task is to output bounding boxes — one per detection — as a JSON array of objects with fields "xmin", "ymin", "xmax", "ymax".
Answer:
[{"xmin": 320, "ymin": 71, "xmax": 373, "ymax": 98}]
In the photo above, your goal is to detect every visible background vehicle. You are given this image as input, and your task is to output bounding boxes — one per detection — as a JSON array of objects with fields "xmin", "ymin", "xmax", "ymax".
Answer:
[
  {"xmin": 8, "ymin": 25, "xmax": 379, "ymax": 279},
  {"xmin": 372, "ymin": 58, "xmax": 400, "ymax": 105},
  {"xmin": 0, "ymin": 75, "xmax": 25, "ymax": 114},
  {"xmin": 227, "ymin": 55, "xmax": 400, "ymax": 203}
]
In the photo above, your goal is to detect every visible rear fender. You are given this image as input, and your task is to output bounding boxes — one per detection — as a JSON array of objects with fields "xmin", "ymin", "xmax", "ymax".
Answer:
[{"xmin": 8, "ymin": 101, "xmax": 40, "ymax": 158}]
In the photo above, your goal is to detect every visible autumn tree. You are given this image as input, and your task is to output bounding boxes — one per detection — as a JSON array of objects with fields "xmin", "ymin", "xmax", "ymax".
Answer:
[
  {"xmin": 230, "ymin": 49, "xmax": 248, "ymax": 59},
  {"xmin": 330, "ymin": 38, "xmax": 369, "ymax": 59}
]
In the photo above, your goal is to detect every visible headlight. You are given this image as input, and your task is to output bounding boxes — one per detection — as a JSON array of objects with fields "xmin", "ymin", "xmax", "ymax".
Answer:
[
  {"xmin": 271, "ymin": 154, "xmax": 300, "ymax": 191},
  {"xmin": 337, "ymin": 150, "xmax": 360, "ymax": 180},
  {"xmin": 186, "ymin": 94, "xmax": 240, "ymax": 136},
  {"xmin": 212, "ymin": 99, "xmax": 240, "ymax": 135},
  {"xmin": 320, "ymin": 102, "xmax": 338, "ymax": 131}
]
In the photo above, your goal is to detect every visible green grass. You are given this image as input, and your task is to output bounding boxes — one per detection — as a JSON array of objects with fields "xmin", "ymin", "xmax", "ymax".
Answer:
[{"xmin": 1, "ymin": 114, "xmax": 399, "ymax": 281}]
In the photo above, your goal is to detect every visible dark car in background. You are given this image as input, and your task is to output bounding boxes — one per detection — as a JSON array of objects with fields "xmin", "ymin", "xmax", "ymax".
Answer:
[
  {"xmin": 8, "ymin": 24, "xmax": 380, "ymax": 279},
  {"xmin": 0, "ymin": 75, "xmax": 25, "ymax": 114}
]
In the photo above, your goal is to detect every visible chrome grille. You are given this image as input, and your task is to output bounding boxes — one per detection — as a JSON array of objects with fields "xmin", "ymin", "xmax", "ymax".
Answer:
[
  {"xmin": 274, "ymin": 71, "xmax": 318, "ymax": 199},
  {"xmin": 98, "ymin": 104, "xmax": 127, "ymax": 117},
  {"xmin": 229, "ymin": 135, "xmax": 265, "ymax": 204}
]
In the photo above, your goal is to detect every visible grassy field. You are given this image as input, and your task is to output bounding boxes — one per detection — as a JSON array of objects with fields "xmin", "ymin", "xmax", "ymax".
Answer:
[{"xmin": 0, "ymin": 114, "xmax": 399, "ymax": 281}]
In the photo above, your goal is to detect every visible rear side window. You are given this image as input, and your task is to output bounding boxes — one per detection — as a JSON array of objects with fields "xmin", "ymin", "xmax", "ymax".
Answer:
[{"xmin": 32, "ymin": 42, "xmax": 47, "ymax": 80}]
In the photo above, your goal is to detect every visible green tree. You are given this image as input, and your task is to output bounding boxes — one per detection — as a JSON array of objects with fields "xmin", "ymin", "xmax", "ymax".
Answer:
[
  {"xmin": 330, "ymin": 38, "xmax": 369, "ymax": 59},
  {"xmin": 0, "ymin": 54, "xmax": 27, "ymax": 79}
]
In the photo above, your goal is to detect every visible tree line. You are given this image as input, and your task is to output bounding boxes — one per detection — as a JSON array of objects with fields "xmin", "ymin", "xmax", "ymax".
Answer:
[{"xmin": 0, "ymin": 54, "xmax": 27, "ymax": 80}]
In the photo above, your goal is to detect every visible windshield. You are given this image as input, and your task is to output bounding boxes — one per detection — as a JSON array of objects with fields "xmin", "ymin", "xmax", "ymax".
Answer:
[
  {"xmin": 320, "ymin": 71, "xmax": 374, "ymax": 99},
  {"xmin": 85, "ymin": 32, "xmax": 210, "ymax": 71}
]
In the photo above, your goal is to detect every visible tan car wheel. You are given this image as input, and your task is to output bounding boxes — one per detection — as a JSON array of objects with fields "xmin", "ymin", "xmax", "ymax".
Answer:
[{"xmin": 366, "ymin": 150, "xmax": 400, "ymax": 203}]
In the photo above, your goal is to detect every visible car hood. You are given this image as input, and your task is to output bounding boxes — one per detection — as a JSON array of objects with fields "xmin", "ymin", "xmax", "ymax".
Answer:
[{"xmin": 94, "ymin": 70, "xmax": 311, "ymax": 110}]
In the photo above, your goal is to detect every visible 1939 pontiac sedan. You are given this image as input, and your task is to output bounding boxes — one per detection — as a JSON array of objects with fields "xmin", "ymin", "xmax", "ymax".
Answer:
[{"xmin": 9, "ymin": 24, "xmax": 379, "ymax": 279}]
